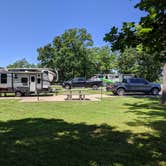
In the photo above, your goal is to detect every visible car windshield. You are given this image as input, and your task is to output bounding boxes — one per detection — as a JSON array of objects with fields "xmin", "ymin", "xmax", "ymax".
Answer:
[
  {"xmin": 130, "ymin": 78, "xmax": 149, "ymax": 84},
  {"xmin": 72, "ymin": 77, "xmax": 85, "ymax": 81}
]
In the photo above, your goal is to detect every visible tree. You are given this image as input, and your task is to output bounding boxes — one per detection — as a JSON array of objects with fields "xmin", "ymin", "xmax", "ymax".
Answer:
[
  {"xmin": 37, "ymin": 44, "xmax": 55, "ymax": 69},
  {"xmin": 89, "ymin": 46, "xmax": 118, "ymax": 74},
  {"xmin": 7, "ymin": 58, "xmax": 36, "ymax": 68},
  {"xmin": 38, "ymin": 28, "xmax": 93, "ymax": 81},
  {"xmin": 104, "ymin": 0, "xmax": 166, "ymax": 104},
  {"xmin": 118, "ymin": 48, "xmax": 161, "ymax": 81}
]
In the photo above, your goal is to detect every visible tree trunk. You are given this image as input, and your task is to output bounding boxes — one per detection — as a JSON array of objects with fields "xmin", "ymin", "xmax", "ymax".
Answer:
[{"xmin": 161, "ymin": 61, "xmax": 166, "ymax": 104}]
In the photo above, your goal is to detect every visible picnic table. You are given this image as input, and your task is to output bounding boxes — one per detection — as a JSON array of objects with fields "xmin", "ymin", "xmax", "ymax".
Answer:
[{"xmin": 65, "ymin": 89, "xmax": 87, "ymax": 100}]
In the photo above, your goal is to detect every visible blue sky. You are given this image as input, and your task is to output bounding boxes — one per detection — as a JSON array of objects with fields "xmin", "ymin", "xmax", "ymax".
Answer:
[{"xmin": 0, "ymin": 0, "xmax": 145, "ymax": 67}]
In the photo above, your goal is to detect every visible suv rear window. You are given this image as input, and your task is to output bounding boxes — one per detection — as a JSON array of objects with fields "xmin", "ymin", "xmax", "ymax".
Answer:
[
  {"xmin": 137, "ymin": 79, "xmax": 147, "ymax": 84},
  {"xmin": 130, "ymin": 78, "xmax": 138, "ymax": 83},
  {"xmin": 130, "ymin": 78, "xmax": 148, "ymax": 84}
]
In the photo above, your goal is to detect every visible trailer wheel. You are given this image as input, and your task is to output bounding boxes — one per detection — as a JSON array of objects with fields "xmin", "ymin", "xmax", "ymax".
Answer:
[{"xmin": 15, "ymin": 91, "xmax": 22, "ymax": 97}]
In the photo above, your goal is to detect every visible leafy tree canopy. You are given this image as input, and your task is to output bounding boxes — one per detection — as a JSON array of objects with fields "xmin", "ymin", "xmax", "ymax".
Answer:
[
  {"xmin": 38, "ymin": 28, "xmax": 94, "ymax": 81},
  {"xmin": 104, "ymin": 0, "xmax": 166, "ymax": 58},
  {"xmin": 89, "ymin": 46, "xmax": 118, "ymax": 74},
  {"xmin": 104, "ymin": 0, "xmax": 166, "ymax": 104},
  {"xmin": 118, "ymin": 48, "xmax": 161, "ymax": 81},
  {"xmin": 7, "ymin": 58, "xmax": 36, "ymax": 68}
]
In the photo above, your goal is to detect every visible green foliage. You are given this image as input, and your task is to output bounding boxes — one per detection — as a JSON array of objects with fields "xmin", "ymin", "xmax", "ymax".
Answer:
[
  {"xmin": 118, "ymin": 48, "xmax": 140, "ymax": 74},
  {"xmin": 104, "ymin": 0, "xmax": 166, "ymax": 57},
  {"xmin": 104, "ymin": 0, "xmax": 166, "ymax": 103},
  {"xmin": 38, "ymin": 28, "xmax": 118, "ymax": 81},
  {"xmin": 135, "ymin": 0, "xmax": 166, "ymax": 57},
  {"xmin": 37, "ymin": 44, "xmax": 55, "ymax": 68},
  {"xmin": 104, "ymin": 22, "xmax": 138, "ymax": 52},
  {"xmin": 89, "ymin": 46, "xmax": 118, "ymax": 74},
  {"xmin": 104, "ymin": 0, "xmax": 166, "ymax": 82},
  {"xmin": 38, "ymin": 28, "xmax": 94, "ymax": 81},
  {"xmin": 7, "ymin": 58, "xmax": 36, "ymax": 68},
  {"xmin": 118, "ymin": 48, "xmax": 161, "ymax": 81}
]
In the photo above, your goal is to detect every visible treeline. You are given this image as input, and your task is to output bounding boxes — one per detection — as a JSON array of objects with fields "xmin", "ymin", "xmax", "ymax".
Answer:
[
  {"xmin": 37, "ymin": 28, "xmax": 118, "ymax": 81},
  {"xmin": 7, "ymin": 28, "xmax": 162, "ymax": 82}
]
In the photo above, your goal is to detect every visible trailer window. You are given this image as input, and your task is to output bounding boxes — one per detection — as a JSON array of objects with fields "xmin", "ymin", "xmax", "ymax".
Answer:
[
  {"xmin": 21, "ymin": 77, "xmax": 28, "ymax": 84},
  {"xmin": 1, "ymin": 74, "xmax": 7, "ymax": 84},
  {"xmin": 14, "ymin": 74, "xmax": 18, "ymax": 79}
]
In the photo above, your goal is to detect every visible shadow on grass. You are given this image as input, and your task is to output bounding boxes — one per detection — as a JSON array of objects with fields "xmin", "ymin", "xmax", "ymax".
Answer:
[
  {"xmin": 0, "ymin": 118, "xmax": 165, "ymax": 166},
  {"xmin": 123, "ymin": 98, "xmax": 166, "ymax": 166},
  {"xmin": 124, "ymin": 97, "xmax": 166, "ymax": 117}
]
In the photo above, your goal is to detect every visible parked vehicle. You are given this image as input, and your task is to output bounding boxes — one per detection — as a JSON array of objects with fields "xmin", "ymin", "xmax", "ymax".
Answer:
[
  {"xmin": 0, "ymin": 68, "xmax": 58, "ymax": 96},
  {"xmin": 93, "ymin": 73, "xmax": 135, "ymax": 84},
  {"xmin": 106, "ymin": 78, "xmax": 161, "ymax": 96},
  {"xmin": 62, "ymin": 77, "xmax": 103, "ymax": 89}
]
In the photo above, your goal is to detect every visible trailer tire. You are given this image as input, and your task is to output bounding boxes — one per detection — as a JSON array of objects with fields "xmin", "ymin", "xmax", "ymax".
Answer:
[{"xmin": 15, "ymin": 91, "xmax": 22, "ymax": 97}]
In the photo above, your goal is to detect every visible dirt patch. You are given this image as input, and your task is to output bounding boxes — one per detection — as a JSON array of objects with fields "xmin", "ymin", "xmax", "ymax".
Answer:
[
  {"xmin": 19, "ymin": 94, "xmax": 110, "ymax": 102},
  {"xmin": 0, "ymin": 94, "xmax": 112, "ymax": 102}
]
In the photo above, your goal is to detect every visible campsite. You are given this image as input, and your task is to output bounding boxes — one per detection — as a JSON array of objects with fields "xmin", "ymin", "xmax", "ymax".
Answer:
[{"xmin": 0, "ymin": 0, "xmax": 166, "ymax": 166}]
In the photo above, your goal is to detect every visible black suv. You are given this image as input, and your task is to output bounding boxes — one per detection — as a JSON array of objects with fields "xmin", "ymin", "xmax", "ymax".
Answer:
[
  {"xmin": 62, "ymin": 77, "xmax": 102, "ymax": 89},
  {"xmin": 107, "ymin": 78, "xmax": 161, "ymax": 96}
]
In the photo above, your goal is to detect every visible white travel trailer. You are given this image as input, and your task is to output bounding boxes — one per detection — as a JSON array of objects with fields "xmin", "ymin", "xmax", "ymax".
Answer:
[{"xmin": 0, "ymin": 68, "xmax": 58, "ymax": 96}]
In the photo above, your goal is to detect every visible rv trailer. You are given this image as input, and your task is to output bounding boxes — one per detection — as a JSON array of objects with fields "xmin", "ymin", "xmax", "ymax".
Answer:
[{"xmin": 0, "ymin": 68, "xmax": 58, "ymax": 96}]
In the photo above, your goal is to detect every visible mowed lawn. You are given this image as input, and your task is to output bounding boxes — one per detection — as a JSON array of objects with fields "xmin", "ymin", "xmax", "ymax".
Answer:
[{"xmin": 0, "ymin": 97, "xmax": 166, "ymax": 166}]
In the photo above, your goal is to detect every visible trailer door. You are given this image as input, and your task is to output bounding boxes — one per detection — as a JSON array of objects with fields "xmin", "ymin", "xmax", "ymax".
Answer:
[{"xmin": 30, "ymin": 75, "xmax": 36, "ymax": 92}]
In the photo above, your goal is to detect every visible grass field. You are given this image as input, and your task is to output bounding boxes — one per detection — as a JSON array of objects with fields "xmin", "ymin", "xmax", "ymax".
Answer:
[{"xmin": 0, "ymin": 97, "xmax": 166, "ymax": 166}]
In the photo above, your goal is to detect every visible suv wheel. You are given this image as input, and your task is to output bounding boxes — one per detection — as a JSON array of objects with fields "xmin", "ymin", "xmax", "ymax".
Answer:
[
  {"xmin": 117, "ymin": 88, "xmax": 125, "ymax": 96},
  {"xmin": 15, "ymin": 91, "xmax": 22, "ymax": 97},
  {"xmin": 65, "ymin": 84, "xmax": 71, "ymax": 89},
  {"xmin": 151, "ymin": 88, "xmax": 159, "ymax": 95}
]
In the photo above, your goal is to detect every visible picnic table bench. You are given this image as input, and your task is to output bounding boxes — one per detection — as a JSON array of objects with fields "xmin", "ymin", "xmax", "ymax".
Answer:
[{"xmin": 65, "ymin": 89, "xmax": 87, "ymax": 100}]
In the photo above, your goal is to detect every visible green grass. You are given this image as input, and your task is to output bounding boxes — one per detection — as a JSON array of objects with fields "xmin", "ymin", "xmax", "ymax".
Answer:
[{"xmin": 0, "ymin": 97, "xmax": 166, "ymax": 166}]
